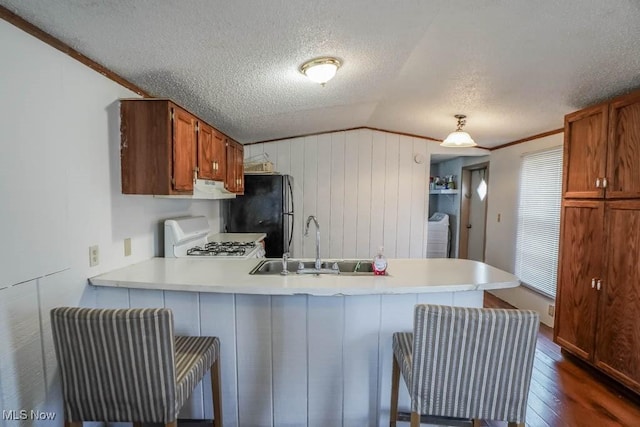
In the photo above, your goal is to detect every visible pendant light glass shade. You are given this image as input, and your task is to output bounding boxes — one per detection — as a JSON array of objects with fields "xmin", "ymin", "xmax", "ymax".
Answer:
[
  {"xmin": 300, "ymin": 57, "xmax": 341, "ymax": 85},
  {"xmin": 441, "ymin": 115, "xmax": 477, "ymax": 147}
]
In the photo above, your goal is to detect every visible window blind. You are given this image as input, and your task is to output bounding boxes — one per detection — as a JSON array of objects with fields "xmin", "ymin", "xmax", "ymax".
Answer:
[{"xmin": 515, "ymin": 147, "xmax": 563, "ymax": 298}]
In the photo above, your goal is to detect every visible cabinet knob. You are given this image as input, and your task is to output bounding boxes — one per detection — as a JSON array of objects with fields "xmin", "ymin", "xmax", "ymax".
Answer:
[
  {"xmin": 602, "ymin": 177, "xmax": 608, "ymax": 188},
  {"xmin": 595, "ymin": 178, "xmax": 601, "ymax": 188},
  {"xmin": 591, "ymin": 278, "xmax": 596, "ymax": 288},
  {"xmin": 597, "ymin": 279, "xmax": 602, "ymax": 291}
]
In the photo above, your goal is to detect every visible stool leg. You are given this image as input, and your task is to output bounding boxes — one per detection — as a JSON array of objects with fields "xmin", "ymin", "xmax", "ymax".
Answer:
[
  {"xmin": 390, "ymin": 354, "xmax": 400, "ymax": 427},
  {"xmin": 165, "ymin": 421, "xmax": 177, "ymax": 427},
  {"xmin": 211, "ymin": 357, "xmax": 223, "ymax": 427},
  {"xmin": 410, "ymin": 412, "xmax": 421, "ymax": 427},
  {"xmin": 472, "ymin": 420, "xmax": 481, "ymax": 427}
]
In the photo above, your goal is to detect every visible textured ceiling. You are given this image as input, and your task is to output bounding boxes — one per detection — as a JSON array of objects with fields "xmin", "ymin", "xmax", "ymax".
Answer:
[{"xmin": 2, "ymin": 0, "xmax": 640, "ymax": 147}]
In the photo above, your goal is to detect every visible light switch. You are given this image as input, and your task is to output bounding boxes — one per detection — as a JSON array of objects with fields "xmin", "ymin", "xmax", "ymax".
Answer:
[{"xmin": 124, "ymin": 238, "xmax": 132, "ymax": 257}]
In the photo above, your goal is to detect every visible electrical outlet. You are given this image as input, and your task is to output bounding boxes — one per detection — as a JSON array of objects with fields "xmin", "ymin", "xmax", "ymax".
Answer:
[
  {"xmin": 124, "ymin": 238, "xmax": 132, "ymax": 257},
  {"xmin": 89, "ymin": 245, "xmax": 99, "ymax": 267},
  {"xmin": 548, "ymin": 304, "xmax": 555, "ymax": 317}
]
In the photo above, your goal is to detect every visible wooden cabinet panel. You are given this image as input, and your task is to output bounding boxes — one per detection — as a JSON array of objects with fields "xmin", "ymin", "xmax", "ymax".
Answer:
[
  {"xmin": 198, "ymin": 122, "xmax": 215, "ymax": 180},
  {"xmin": 121, "ymin": 99, "xmax": 234, "ymax": 196},
  {"xmin": 212, "ymin": 129, "xmax": 226, "ymax": 182},
  {"xmin": 595, "ymin": 201, "xmax": 640, "ymax": 390},
  {"xmin": 224, "ymin": 139, "xmax": 244, "ymax": 194},
  {"xmin": 172, "ymin": 107, "xmax": 196, "ymax": 192},
  {"xmin": 563, "ymin": 104, "xmax": 608, "ymax": 198},
  {"xmin": 606, "ymin": 93, "xmax": 640, "ymax": 199},
  {"xmin": 554, "ymin": 201, "xmax": 603, "ymax": 360},
  {"xmin": 556, "ymin": 88, "xmax": 640, "ymax": 395}
]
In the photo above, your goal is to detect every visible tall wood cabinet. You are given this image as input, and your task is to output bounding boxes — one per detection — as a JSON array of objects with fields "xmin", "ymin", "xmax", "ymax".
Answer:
[
  {"xmin": 555, "ymin": 89, "xmax": 640, "ymax": 393},
  {"xmin": 120, "ymin": 99, "xmax": 243, "ymax": 196}
]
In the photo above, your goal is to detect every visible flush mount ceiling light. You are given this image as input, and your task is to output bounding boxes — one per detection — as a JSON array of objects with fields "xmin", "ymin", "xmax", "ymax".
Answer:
[
  {"xmin": 441, "ymin": 114, "xmax": 477, "ymax": 148},
  {"xmin": 300, "ymin": 57, "xmax": 341, "ymax": 85}
]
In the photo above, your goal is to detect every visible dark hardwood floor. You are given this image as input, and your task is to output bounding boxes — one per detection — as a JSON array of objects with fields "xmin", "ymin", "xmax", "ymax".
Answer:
[{"xmin": 483, "ymin": 292, "xmax": 640, "ymax": 427}]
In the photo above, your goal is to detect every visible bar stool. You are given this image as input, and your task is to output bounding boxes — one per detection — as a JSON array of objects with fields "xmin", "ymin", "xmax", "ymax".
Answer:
[
  {"xmin": 50, "ymin": 307, "xmax": 222, "ymax": 427},
  {"xmin": 390, "ymin": 304, "xmax": 539, "ymax": 427}
]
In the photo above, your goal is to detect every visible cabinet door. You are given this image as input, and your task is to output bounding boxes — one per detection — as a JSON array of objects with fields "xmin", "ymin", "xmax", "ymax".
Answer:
[
  {"xmin": 606, "ymin": 92, "xmax": 640, "ymax": 199},
  {"xmin": 197, "ymin": 122, "xmax": 215, "ymax": 180},
  {"xmin": 563, "ymin": 104, "xmax": 608, "ymax": 198},
  {"xmin": 212, "ymin": 129, "xmax": 226, "ymax": 181},
  {"xmin": 595, "ymin": 200, "xmax": 640, "ymax": 392},
  {"xmin": 172, "ymin": 107, "xmax": 196, "ymax": 192},
  {"xmin": 554, "ymin": 200, "xmax": 603, "ymax": 361},
  {"xmin": 236, "ymin": 142, "xmax": 244, "ymax": 194},
  {"xmin": 225, "ymin": 140, "xmax": 236, "ymax": 192}
]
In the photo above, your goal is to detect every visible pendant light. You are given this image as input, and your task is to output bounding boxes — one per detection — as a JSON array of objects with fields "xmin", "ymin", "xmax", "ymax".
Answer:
[
  {"xmin": 441, "ymin": 114, "xmax": 477, "ymax": 147},
  {"xmin": 300, "ymin": 57, "xmax": 341, "ymax": 85}
]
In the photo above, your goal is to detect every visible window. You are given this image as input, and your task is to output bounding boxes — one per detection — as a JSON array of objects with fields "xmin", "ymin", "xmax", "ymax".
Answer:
[{"xmin": 515, "ymin": 147, "xmax": 563, "ymax": 298}]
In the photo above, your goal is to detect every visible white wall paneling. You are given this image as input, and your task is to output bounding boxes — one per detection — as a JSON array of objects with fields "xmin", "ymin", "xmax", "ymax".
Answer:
[
  {"xmin": 329, "ymin": 132, "xmax": 347, "ymax": 259},
  {"xmin": 0, "ymin": 18, "xmax": 224, "ymax": 419},
  {"xmin": 383, "ymin": 133, "xmax": 401, "ymax": 258},
  {"xmin": 356, "ymin": 130, "xmax": 373, "ymax": 259},
  {"xmin": 235, "ymin": 295, "xmax": 274, "ymax": 427},
  {"xmin": 307, "ymin": 296, "xmax": 345, "ymax": 427},
  {"xmin": 0, "ymin": 281, "xmax": 46, "ymax": 424},
  {"xmin": 302, "ymin": 136, "xmax": 319, "ymax": 259},
  {"xmin": 316, "ymin": 133, "xmax": 333, "ymax": 259},
  {"xmin": 271, "ymin": 295, "xmax": 307, "ymax": 427},
  {"xmin": 246, "ymin": 129, "xmax": 439, "ymax": 260},
  {"xmin": 200, "ymin": 293, "xmax": 239, "ymax": 426}
]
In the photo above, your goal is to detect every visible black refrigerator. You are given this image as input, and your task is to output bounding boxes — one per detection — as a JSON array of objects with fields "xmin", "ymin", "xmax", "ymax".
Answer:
[{"xmin": 224, "ymin": 174, "xmax": 294, "ymax": 257}]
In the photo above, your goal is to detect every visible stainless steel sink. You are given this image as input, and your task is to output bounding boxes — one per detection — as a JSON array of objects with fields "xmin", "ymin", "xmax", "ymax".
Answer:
[{"xmin": 249, "ymin": 259, "xmax": 375, "ymax": 275}]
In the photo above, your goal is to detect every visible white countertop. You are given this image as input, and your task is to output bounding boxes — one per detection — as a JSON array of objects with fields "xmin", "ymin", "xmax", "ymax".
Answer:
[{"xmin": 89, "ymin": 258, "xmax": 520, "ymax": 296}]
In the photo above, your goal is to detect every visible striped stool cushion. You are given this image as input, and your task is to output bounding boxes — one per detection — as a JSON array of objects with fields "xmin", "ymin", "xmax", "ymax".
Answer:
[
  {"xmin": 392, "ymin": 332, "xmax": 414, "ymax": 390},
  {"xmin": 175, "ymin": 336, "xmax": 220, "ymax": 414},
  {"xmin": 409, "ymin": 304, "xmax": 539, "ymax": 422}
]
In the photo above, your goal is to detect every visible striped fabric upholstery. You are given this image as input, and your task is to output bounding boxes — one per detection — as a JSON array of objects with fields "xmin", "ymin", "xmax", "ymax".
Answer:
[
  {"xmin": 394, "ymin": 304, "xmax": 539, "ymax": 423},
  {"xmin": 50, "ymin": 307, "xmax": 219, "ymax": 424},
  {"xmin": 175, "ymin": 335, "xmax": 219, "ymax": 414}
]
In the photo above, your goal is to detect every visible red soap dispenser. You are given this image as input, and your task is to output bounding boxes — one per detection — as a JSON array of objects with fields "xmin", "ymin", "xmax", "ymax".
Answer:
[{"xmin": 372, "ymin": 246, "xmax": 387, "ymax": 276}]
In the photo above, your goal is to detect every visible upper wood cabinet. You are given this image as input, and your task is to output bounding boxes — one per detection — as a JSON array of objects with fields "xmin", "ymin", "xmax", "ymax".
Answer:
[
  {"xmin": 225, "ymin": 139, "xmax": 244, "ymax": 194},
  {"xmin": 197, "ymin": 121, "xmax": 226, "ymax": 182},
  {"xmin": 563, "ymin": 91, "xmax": 640, "ymax": 199},
  {"xmin": 121, "ymin": 99, "xmax": 196, "ymax": 195},
  {"xmin": 120, "ymin": 99, "xmax": 240, "ymax": 196}
]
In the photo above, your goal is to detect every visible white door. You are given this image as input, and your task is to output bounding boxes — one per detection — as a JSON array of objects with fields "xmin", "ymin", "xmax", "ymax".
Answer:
[{"xmin": 467, "ymin": 168, "xmax": 488, "ymax": 261}]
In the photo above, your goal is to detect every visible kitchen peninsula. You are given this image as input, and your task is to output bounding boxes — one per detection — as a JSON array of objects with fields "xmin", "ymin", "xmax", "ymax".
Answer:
[{"xmin": 90, "ymin": 258, "xmax": 519, "ymax": 427}]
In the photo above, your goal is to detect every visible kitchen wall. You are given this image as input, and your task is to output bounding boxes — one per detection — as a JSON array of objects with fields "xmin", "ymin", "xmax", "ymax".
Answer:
[
  {"xmin": 245, "ymin": 130, "xmax": 488, "ymax": 261},
  {"xmin": 484, "ymin": 132, "xmax": 564, "ymax": 326},
  {"xmin": 0, "ymin": 19, "xmax": 221, "ymax": 425}
]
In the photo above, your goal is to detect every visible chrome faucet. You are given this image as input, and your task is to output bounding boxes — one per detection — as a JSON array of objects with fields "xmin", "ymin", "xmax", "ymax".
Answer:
[
  {"xmin": 304, "ymin": 215, "xmax": 322, "ymax": 270},
  {"xmin": 280, "ymin": 252, "xmax": 289, "ymax": 275}
]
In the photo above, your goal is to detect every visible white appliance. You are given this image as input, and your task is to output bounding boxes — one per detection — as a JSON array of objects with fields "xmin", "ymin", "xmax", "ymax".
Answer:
[
  {"xmin": 427, "ymin": 212, "xmax": 450, "ymax": 258},
  {"xmin": 164, "ymin": 216, "xmax": 265, "ymax": 258}
]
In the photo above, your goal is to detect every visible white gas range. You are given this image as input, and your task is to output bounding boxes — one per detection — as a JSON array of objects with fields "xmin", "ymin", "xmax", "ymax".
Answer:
[{"xmin": 164, "ymin": 216, "xmax": 266, "ymax": 259}]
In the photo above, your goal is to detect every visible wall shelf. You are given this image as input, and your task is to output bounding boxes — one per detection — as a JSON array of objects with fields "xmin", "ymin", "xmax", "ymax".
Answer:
[{"xmin": 429, "ymin": 189, "xmax": 459, "ymax": 195}]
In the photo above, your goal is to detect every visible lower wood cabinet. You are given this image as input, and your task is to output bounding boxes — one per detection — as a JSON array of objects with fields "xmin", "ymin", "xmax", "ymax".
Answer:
[{"xmin": 555, "ymin": 200, "xmax": 640, "ymax": 393}]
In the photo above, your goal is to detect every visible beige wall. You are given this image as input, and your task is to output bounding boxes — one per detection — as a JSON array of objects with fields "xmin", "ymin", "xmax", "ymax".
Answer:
[{"xmin": 485, "ymin": 132, "xmax": 564, "ymax": 326}]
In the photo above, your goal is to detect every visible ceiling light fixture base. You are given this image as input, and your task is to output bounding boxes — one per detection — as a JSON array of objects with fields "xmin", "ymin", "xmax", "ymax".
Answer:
[{"xmin": 300, "ymin": 57, "xmax": 341, "ymax": 86}]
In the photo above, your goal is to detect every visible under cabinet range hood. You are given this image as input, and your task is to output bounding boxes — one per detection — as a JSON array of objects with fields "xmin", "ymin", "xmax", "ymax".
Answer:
[{"xmin": 154, "ymin": 179, "xmax": 236, "ymax": 200}]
